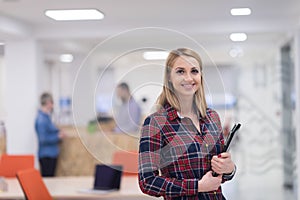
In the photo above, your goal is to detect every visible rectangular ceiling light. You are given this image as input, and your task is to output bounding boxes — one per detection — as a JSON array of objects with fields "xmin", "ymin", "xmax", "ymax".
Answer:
[
  {"xmin": 45, "ymin": 9, "xmax": 104, "ymax": 21},
  {"xmin": 230, "ymin": 33, "xmax": 247, "ymax": 42},
  {"xmin": 230, "ymin": 8, "xmax": 251, "ymax": 16},
  {"xmin": 60, "ymin": 54, "xmax": 73, "ymax": 63},
  {"xmin": 143, "ymin": 51, "xmax": 169, "ymax": 60}
]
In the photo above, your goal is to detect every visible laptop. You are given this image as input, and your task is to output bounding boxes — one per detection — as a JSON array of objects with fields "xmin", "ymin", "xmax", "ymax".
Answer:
[{"xmin": 78, "ymin": 164, "xmax": 123, "ymax": 194}]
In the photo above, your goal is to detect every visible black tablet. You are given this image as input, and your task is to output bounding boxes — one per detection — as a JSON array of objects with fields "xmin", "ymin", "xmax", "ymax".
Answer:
[
  {"xmin": 212, "ymin": 123, "xmax": 241, "ymax": 177},
  {"xmin": 223, "ymin": 123, "xmax": 241, "ymax": 152}
]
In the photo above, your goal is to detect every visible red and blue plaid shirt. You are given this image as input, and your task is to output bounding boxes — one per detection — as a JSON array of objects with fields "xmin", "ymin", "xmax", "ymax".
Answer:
[{"xmin": 138, "ymin": 103, "xmax": 234, "ymax": 200}]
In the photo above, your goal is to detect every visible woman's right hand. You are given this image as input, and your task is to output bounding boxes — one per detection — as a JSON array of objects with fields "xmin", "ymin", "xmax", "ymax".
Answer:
[{"xmin": 198, "ymin": 171, "xmax": 222, "ymax": 192}]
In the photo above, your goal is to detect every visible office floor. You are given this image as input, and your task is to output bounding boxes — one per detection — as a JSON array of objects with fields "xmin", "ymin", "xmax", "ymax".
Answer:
[{"xmin": 221, "ymin": 137, "xmax": 297, "ymax": 200}]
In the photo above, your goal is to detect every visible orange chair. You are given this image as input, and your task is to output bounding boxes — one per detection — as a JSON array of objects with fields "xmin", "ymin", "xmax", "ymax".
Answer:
[
  {"xmin": 0, "ymin": 154, "xmax": 34, "ymax": 177},
  {"xmin": 16, "ymin": 168, "xmax": 53, "ymax": 200},
  {"xmin": 112, "ymin": 151, "xmax": 138, "ymax": 176}
]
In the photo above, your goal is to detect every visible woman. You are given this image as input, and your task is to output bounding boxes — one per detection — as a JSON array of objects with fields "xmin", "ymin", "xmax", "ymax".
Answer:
[{"xmin": 138, "ymin": 48, "xmax": 236, "ymax": 200}]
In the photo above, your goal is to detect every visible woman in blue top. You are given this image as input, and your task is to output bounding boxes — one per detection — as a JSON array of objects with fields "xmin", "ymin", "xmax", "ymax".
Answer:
[{"xmin": 35, "ymin": 92, "xmax": 65, "ymax": 177}]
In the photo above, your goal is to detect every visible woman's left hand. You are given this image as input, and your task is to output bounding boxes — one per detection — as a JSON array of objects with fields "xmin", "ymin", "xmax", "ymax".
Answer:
[{"xmin": 211, "ymin": 152, "xmax": 235, "ymax": 175}]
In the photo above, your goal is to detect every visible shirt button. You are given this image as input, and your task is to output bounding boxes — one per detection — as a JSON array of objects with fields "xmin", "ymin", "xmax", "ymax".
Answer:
[{"xmin": 214, "ymin": 191, "xmax": 217, "ymax": 194}]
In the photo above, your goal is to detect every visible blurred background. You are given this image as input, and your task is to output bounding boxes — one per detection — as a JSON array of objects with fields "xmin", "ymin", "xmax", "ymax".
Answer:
[{"xmin": 0, "ymin": 0, "xmax": 299, "ymax": 199}]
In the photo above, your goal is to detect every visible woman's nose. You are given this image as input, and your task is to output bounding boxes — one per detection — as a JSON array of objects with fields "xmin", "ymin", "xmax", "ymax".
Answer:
[{"xmin": 184, "ymin": 72, "xmax": 193, "ymax": 81}]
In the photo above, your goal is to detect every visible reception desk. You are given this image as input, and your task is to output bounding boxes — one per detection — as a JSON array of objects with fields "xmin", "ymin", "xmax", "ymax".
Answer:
[{"xmin": 56, "ymin": 125, "xmax": 140, "ymax": 176}]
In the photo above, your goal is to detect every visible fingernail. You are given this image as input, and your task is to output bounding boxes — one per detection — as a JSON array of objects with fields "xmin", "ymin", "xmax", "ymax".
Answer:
[{"xmin": 218, "ymin": 154, "xmax": 222, "ymax": 158}]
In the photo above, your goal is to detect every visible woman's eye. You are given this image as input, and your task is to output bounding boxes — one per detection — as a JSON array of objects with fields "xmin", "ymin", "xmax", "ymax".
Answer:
[
  {"xmin": 191, "ymin": 69, "xmax": 199, "ymax": 74},
  {"xmin": 176, "ymin": 69, "xmax": 184, "ymax": 74}
]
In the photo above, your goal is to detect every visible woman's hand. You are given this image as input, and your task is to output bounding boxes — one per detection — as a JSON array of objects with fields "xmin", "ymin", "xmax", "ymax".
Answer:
[
  {"xmin": 198, "ymin": 171, "xmax": 222, "ymax": 192},
  {"xmin": 211, "ymin": 152, "xmax": 235, "ymax": 175}
]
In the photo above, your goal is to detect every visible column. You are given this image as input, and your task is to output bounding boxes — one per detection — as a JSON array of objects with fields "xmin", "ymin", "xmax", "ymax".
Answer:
[
  {"xmin": 281, "ymin": 44, "xmax": 295, "ymax": 189},
  {"xmin": 295, "ymin": 29, "xmax": 300, "ymax": 200},
  {"xmin": 4, "ymin": 38, "xmax": 45, "ymax": 155}
]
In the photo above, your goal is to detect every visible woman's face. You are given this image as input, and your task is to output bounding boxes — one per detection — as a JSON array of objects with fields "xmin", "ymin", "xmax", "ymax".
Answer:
[{"xmin": 169, "ymin": 55, "xmax": 201, "ymax": 100}]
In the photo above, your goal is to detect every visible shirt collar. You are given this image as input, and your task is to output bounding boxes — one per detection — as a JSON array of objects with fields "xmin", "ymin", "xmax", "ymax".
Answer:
[
  {"xmin": 177, "ymin": 110, "xmax": 201, "ymax": 120},
  {"xmin": 39, "ymin": 109, "xmax": 51, "ymax": 117},
  {"xmin": 163, "ymin": 103, "xmax": 179, "ymax": 121},
  {"xmin": 177, "ymin": 111, "xmax": 184, "ymax": 119}
]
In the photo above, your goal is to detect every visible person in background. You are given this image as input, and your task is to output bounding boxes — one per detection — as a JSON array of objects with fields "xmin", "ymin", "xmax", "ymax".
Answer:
[
  {"xmin": 138, "ymin": 48, "xmax": 236, "ymax": 199},
  {"xmin": 35, "ymin": 92, "xmax": 65, "ymax": 177},
  {"xmin": 114, "ymin": 82, "xmax": 141, "ymax": 133}
]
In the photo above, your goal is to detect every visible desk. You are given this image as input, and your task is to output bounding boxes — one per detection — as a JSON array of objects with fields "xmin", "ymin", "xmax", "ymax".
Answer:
[{"xmin": 0, "ymin": 176, "xmax": 159, "ymax": 200}]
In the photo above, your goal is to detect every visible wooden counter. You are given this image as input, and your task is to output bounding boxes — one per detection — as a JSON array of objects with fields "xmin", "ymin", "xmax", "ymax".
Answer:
[
  {"xmin": 56, "ymin": 125, "xmax": 140, "ymax": 176},
  {"xmin": 0, "ymin": 135, "xmax": 5, "ymax": 155}
]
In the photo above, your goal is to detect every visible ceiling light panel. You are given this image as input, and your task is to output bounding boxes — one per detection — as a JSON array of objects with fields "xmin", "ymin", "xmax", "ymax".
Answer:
[
  {"xmin": 230, "ymin": 8, "xmax": 251, "ymax": 16},
  {"xmin": 60, "ymin": 54, "xmax": 73, "ymax": 63},
  {"xmin": 230, "ymin": 33, "xmax": 247, "ymax": 42},
  {"xmin": 143, "ymin": 51, "xmax": 169, "ymax": 60},
  {"xmin": 45, "ymin": 9, "xmax": 104, "ymax": 21}
]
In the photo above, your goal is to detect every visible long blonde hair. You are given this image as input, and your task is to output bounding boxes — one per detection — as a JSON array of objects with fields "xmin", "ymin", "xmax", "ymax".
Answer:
[{"xmin": 156, "ymin": 48, "xmax": 207, "ymax": 117}]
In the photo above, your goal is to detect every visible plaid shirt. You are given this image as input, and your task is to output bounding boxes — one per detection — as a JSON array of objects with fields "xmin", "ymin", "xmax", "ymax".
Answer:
[{"xmin": 139, "ymin": 103, "xmax": 234, "ymax": 200}]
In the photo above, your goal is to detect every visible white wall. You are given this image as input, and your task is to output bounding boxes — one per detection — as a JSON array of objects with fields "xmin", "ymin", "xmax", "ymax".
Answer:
[
  {"xmin": 0, "ymin": 56, "xmax": 5, "ymax": 120},
  {"xmin": 5, "ymin": 39, "xmax": 40, "ymax": 154},
  {"xmin": 3, "ymin": 38, "xmax": 52, "ymax": 163},
  {"xmin": 72, "ymin": 55, "xmax": 96, "ymax": 126}
]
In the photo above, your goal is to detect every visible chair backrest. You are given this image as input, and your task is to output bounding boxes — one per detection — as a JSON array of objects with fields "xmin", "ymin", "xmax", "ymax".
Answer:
[
  {"xmin": 16, "ymin": 168, "xmax": 53, "ymax": 200},
  {"xmin": 0, "ymin": 154, "xmax": 34, "ymax": 177},
  {"xmin": 112, "ymin": 151, "xmax": 138, "ymax": 176}
]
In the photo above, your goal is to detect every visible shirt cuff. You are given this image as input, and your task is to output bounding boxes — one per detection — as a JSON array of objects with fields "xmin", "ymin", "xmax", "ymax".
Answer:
[{"xmin": 222, "ymin": 165, "xmax": 236, "ymax": 180}]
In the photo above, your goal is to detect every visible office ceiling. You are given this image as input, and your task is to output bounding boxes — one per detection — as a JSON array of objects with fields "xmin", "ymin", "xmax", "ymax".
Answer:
[{"xmin": 0, "ymin": 0, "xmax": 299, "ymax": 65}]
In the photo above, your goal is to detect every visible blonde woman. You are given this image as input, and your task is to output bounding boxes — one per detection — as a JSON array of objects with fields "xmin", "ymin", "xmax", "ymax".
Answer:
[{"xmin": 138, "ymin": 48, "xmax": 236, "ymax": 200}]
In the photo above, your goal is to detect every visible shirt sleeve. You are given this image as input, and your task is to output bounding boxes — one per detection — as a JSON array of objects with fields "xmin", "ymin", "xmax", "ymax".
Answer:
[
  {"xmin": 223, "ymin": 165, "xmax": 236, "ymax": 181},
  {"xmin": 138, "ymin": 116, "xmax": 198, "ymax": 198}
]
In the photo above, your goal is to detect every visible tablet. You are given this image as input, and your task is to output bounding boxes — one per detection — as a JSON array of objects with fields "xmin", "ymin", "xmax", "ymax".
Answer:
[
  {"xmin": 212, "ymin": 123, "xmax": 241, "ymax": 177},
  {"xmin": 223, "ymin": 123, "xmax": 241, "ymax": 152}
]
